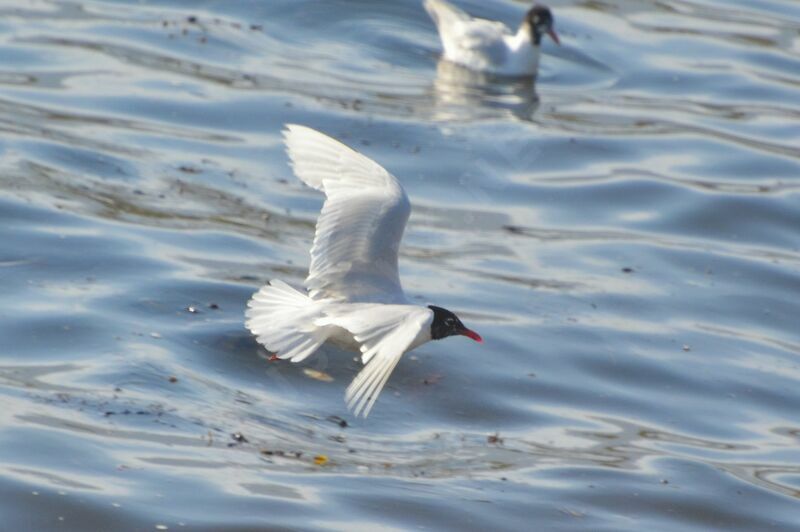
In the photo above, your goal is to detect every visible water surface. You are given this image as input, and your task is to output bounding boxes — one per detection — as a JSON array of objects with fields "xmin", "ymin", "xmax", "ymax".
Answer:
[{"xmin": 1, "ymin": 0, "xmax": 800, "ymax": 530}]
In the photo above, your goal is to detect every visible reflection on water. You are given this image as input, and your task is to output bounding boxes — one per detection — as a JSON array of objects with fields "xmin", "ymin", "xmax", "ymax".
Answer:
[
  {"xmin": 432, "ymin": 59, "xmax": 540, "ymax": 121},
  {"xmin": 1, "ymin": 0, "xmax": 800, "ymax": 529}
]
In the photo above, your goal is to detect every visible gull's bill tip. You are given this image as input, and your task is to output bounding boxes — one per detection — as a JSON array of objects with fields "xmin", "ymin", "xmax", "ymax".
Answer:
[{"xmin": 461, "ymin": 328, "xmax": 483, "ymax": 343}]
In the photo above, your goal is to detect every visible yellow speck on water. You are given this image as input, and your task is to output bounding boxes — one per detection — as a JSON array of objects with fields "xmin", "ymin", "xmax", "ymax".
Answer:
[
  {"xmin": 303, "ymin": 368, "xmax": 333, "ymax": 382},
  {"xmin": 313, "ymin": 454, "xmax": 328, "ymax": 466}
]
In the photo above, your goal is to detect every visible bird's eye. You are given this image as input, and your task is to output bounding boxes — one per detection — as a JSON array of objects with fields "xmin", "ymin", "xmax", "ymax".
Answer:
[{"xmin": 445, "ymin": 318, "xmax": 454, "ymax": 326}]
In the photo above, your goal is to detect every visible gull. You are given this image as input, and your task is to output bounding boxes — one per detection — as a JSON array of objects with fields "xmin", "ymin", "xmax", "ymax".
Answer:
[
  {"xmin": 425, "ymin": 0, "xmax": 559, "ymax": 77},
  {"xmin": 246, "ymin": 125, "xmax": 482, "ymax": 417}
]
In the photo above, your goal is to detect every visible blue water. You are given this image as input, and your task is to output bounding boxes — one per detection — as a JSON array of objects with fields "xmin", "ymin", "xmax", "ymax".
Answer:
[{"xmin": 1, "ymin": 0, "xmax": 800, "ymax": 530}]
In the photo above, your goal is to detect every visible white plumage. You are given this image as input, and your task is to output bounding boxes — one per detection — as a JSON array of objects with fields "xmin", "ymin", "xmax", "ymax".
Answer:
[
  {"xmin": 246, "ymin": 125, "xmax": 481, "ymax": 418},
  {"xmin": 425, "ymin": 0, "xmax": 559, "ymax": 77}
]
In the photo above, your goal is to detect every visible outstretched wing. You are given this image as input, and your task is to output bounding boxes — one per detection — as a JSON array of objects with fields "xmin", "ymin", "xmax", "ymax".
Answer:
[
  {"xmin": 319, "ymin": 305, "xmax": 432, "ymax": 417},
  {"xmin": 284, "ymin": 124, "xmax": 411, "ymax": 303}
]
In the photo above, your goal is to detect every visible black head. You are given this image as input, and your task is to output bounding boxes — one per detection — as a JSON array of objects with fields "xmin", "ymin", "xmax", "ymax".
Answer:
[
  {"xmin": 428, "ymin": 305, "xmax": 482, "ymax": 343},
  {"xmin": 525, "ymin": 5, "xmax": 559, "ymax": 46}
]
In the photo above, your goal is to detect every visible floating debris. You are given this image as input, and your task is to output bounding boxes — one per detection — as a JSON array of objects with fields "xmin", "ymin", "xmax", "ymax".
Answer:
[
  {"xmin": 621, "ymin": 267, "xmax": 634, "ymax": 273},
  {"xmin": 327, "ymin": 415, "xmax": 348, "ymax": 428},
  {"xmin": 313, "ymin": 455, "xmax": 328, "ymax": 466},
  {"xmin": 422, "ymin": 374, "xmax": 442, "ymax": 385},
  {"xmin": 487, "ymin": 433, "xmax": 503, "ymax": 445},
  {"xmin": 231, "ymin": 432, "xmax": 249, "ymax": 444},
  {"xmin": 558, "ymin": 508, "xmax": 585, "ymax": 518},
  {"xmin": 168, "ymin": 376, "xmax": 178, "ymax": 383},
  {"xmin": 303, "ymin": 368, "xmax": 333, "ymax": 382},
  {"xmin": 260, "ymin": 449, "xmax": 303, "ymax": 459}
]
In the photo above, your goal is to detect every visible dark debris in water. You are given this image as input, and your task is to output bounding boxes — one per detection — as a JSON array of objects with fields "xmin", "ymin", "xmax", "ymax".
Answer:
[
  {"xmin": 161, "ymin": 14, "xmax": 265, "ymax": 41},
  {"xmin": 502, "ymin": 225, "xmax": 525, "ymax": 235},
  {"xmin": 422, "ymin": 374, "xmax": 442, "ymax": 385},
  {"xmin": 327, "ymin": 415, "xmax": 348, "ymax": 428},
  {"xmin": 228, "ymin": 432, "xmax": 249, "ymax": 447},
  {"xmin": 621, "ymin": 267, "xmax": 635, "ymax": 273},
  {"xmin": 487, "ymin": 433, "xmax": 504, "ymax": 445},
  {"xmin": 104, "ymin": 409, "xmax": 153, "ymax": 417},
  {"xmin": 260, "ymin": 449, "xmax": 303, "ymax": 459}
]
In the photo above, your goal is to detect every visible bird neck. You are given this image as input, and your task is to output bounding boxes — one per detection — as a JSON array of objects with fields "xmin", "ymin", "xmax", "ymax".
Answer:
[{"xmin": 513, "ymin": 22, "xmax": 539, "ymax": 49}]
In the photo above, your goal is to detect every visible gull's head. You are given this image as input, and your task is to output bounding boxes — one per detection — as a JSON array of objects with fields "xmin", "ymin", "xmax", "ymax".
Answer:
[
  {"xmin": 526, "ymin": 5, "xmax": 559, "ymax": 46},
  {"xmin": 428, "ymin": 305, "xmax": 482, "ymax": 343}
]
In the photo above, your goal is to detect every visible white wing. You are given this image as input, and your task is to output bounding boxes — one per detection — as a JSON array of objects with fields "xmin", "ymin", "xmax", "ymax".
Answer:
[
  {"xmin": 319, "ymin": 305, "xmax": 432, "ymax": 417},
  {"xmin": 284, "ymin": 124, "xmax": 411, "ymax": 303},
  {"xmin": 425, "ymin": 0, "xmax": 511, "ymax": 70}
]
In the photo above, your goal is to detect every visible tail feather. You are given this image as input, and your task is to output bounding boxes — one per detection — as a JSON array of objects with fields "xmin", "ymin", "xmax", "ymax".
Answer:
[
  {"xmin": 245, "ymin": 280, "xmax": 329, "ymax": 362},
  {"xmin": 424, "ymin": 0, "xmax": 470, "ymax": 30}
]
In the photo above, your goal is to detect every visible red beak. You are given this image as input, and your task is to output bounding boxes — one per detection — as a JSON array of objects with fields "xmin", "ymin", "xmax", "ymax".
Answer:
[
  {"xmin": 547, "ymin": 29, "xmax": 560, "ymax": 45},
  {"xmin": 460, "ymin": 328, "xmax": 483, "ymax": 343}
]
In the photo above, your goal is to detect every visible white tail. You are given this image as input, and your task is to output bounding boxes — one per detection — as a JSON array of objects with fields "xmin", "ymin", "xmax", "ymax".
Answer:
[
  {"xmin": 424, "ymin": 0, "xmax": 470, "ymax": 30},
  {"xmin": 245, "ymin": 280, "xmax": 330, "ymax": 362}
]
